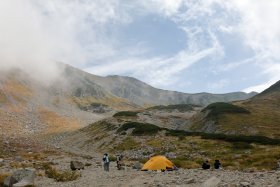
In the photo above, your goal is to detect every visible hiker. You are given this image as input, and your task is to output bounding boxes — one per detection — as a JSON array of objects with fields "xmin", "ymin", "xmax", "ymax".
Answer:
[
  {"xmin": 116, "ymin": 154, "xmax": 123, "ymax": 170},
  {"xmin": 214, "ymin": 160, "xmax": 221, "ymax": 169},
  {"xmin": 202, "ymin": 160, "xmax": 210, "ymax": 170},
  {"xmin": 103, "ymin": 153, "xmax": 110, "ymax": 172}
]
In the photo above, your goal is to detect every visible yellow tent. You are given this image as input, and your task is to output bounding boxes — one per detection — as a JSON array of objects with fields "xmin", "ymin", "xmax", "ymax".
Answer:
[{"xmin": 142, "ymin": 155, "xmax": 175, "ymax": 171}]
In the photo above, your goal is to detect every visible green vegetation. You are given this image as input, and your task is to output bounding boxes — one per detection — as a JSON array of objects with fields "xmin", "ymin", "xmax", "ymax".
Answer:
[
  {"xmin": 202, "ymin": 102, "xmax": 250, "ymax": 118},
  {"xmin": 113, "ymin": 111, "xmax": 139, "ymax": 117},
  {"xmin": 117, "ymin": 122, "xmax": 163, "ymax": 135},
  {"xmin": 114, "ymin": 137, "xmax": 141, "ymax": 151},
  {"xmin": 44, "ymin": 164, "xmax": 81, "ymax": 182},
  {"xmin": 77, "ymin": 102, "xmax": 109, "ymax": 111},
  {"xmin": 148, "ymin": 104, "xmax": 196, "ymax": 112},
  {"xmin": 166, "ymin": 129, "xmax": 280, "ymax": 145},
  {"xmin": 0, "ymin": 91, "xmax": 7, "ymax": 104},
  {"xmin": 232, "ymin": 142, "xmax": 254, "ymax": 149},
  {"xmin": 201, "ymin": 133, "xmax": 280, "ymax": 145}
]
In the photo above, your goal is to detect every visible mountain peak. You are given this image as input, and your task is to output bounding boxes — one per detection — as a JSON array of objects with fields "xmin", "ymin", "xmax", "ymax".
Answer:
[{"xmin": 259, "ymin": 80, "xmax": 280, "ymax": 96}]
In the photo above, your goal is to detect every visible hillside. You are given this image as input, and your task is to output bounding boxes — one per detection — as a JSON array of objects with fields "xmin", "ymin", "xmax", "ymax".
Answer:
[
  {"xmin": 0, "ymin": 63, "xmax": 261, "ymax": 151},
  {"xmin": 189, "ymin": 80, "xmax": 280, "ymax": 138},
  {"xmin": 90, "ymin": 73, "xmax": 257, "ymax": 106},
  {"xmin": 59, "ymin": 116, "xmax": 280, "ymax": 171}
]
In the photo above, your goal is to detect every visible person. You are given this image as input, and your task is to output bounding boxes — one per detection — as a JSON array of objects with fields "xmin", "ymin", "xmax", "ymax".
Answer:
[
  {"xmin": 214, "ymin": 160, "xmax": 221, "ymax": 169},
  {"xmin": 202, "ymin": 160, "xmax": 210, "ymax": 170},
  {"xmin": 103, "ymin": 153, "xmax": 110, "ymax": 172},
  {"xmin": 116, "ymin": 154, "xmax": 123, "ymax": 170}
]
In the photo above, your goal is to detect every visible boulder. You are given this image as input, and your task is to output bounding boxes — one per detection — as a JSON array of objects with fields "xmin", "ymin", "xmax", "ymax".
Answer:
[
  {"xmin": 70, "ymin": 161, "xmax": 85, "ymax": 170},
  {"xmin": 239, "ymin": 181, "xmax": 250, "ymax": 187},
  {"xmin": 3, "ymin": 176, "xmax": 17, "ymax": 187},
  {"xmin": 276, "ymin": 160, "xmax": 280, "ymax": 170},
  {"xmin": 185, "ymin": 178, "xmax": 195, "ymax": 184},
  {"xmin": 202, "ymin": 176, "xmax": 221, "ymax": 187},
  {"xmin": 132, "ymin": 161, "xmax": 142, "ymax": 170},
  {"xmin": 3, "ymin": 168, "xmax": 35, "ymax": 187},
  {"xmin": 15, "ymin": 156, "xmax": 23, "ymax": 162},
  {"xmin": 0, "ymin": 158, "xmax": 4, "ymax": 163}
]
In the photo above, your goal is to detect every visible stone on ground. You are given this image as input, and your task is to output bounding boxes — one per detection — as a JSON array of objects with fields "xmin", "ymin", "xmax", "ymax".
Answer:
[
  {"xmin": 132, "ymin": 161, "xmax": 142, "ymax": 170},
  {"xmin": 202, "ymin": 176, "xmax": 221, "ymax": 187},
  {"xmin": 70, "ymin": 161, "xmax": 85, "ymax": 170},
  {"xmin": 3, "ymin": 168, "xmax": 35, "ymax": 187}
]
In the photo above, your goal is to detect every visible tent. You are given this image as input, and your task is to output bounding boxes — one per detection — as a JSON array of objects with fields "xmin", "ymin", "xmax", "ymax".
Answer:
[{"xmin": 141, "ymin": 155, "xmax": 175, "ymax": 171}]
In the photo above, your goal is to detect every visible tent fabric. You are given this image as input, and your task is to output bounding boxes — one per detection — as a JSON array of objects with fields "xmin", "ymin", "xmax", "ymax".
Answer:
[{"xmin": 141, "ymin": 155, "xmax": 174, "ymax": 171}]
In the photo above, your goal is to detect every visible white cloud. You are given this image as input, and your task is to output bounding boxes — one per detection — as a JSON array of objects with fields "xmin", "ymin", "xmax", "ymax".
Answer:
[
  {"xmin": 0, "ymin": 0, "xmax": 279, "ymax": 92},
  {"xmin": 0, "ymin": 0, "xmax": 128, "ymax": 82}
]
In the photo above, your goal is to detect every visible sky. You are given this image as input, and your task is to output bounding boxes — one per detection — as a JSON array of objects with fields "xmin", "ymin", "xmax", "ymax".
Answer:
[{"xmin": 0, "ymin": 0, "xmax": 280, "ymax": 93}]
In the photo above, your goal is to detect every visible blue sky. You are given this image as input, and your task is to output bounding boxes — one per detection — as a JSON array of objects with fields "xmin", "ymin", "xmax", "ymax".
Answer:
[{"xmin": 1, "ymin": 0, "xmax": 280, "ymax": 93}]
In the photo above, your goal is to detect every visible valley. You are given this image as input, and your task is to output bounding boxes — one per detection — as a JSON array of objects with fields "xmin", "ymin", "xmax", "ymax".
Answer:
[{"xmin": 0, "ymin": 65, "xmax": 279, "ymax": 187}]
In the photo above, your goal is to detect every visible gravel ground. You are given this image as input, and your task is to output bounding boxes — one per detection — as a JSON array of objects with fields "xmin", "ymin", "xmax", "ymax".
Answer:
[{"xmin": 34, "ymin": 155, "xmax": 280, "ymax": 187}]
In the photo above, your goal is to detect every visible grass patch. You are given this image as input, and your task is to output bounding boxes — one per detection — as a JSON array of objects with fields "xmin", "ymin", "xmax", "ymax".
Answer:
[
  {"xmin": 231, "ymin": 142, "xmax": 254, "ymax": 149},
  {"xmin": 148, "ymin": 104, "xmax": 196, "ymax": 112},
  {"xmin": 202, "ymin": 102, "xmax": 250, "ymax": 118},
  {"xmin": 114, "ymin": 137, "xmax": 141, "ymax": 151},
  {"xmin": 117, "ymin": 122, "xmax": 163, "ymax": 136},
  {"xmin": 172, "ymin": 159, "xmax": 201, "ymax": 169},
  {"xmin": 113, "ymin": 111, "xmax": 139, "ymax": 117},
  {"xmin": 44, "ymin": 164, "xmax": 80, "ymax": 182}
]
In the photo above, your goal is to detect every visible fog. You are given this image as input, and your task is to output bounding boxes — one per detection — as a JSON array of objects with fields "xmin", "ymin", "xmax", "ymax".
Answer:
[{"xmin": 0, "ymin": 0, "xmax": 108, "ymax": 84}]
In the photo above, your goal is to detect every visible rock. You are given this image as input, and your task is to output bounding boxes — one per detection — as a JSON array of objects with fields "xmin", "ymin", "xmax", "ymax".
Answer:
[
  {"xmin": 13, "ymin": 180, "xmax": 34, "ymax": 187},
  {"xmin": 0, "ymin": 158, "xmax": 4, "ymax": 163},
  {"xmin": 15, "ymin": 156, "xmax": 23, "ymax": 162},
  {"xmin": 277, "ymin": 160, "xmax": 280, "ymax": 170},
  {"xmin": 202, "ymin": 176, "xmax": 221, "ymax": 187},
  {"xmin": 70, "ymin": 161, "xmax": 85, "ymax": 170},
  {"xmin": 186, "ymin": 178, "xmax": 195, "ymax": 184},
  {"xmin": 3, "ymin": 176, "xmax": 17, "ymax": 187},
  {"xmin": 132, "ymin": 161, "xmax": 142, "ymax": 170},
  {"xmin": 4, "ymin": 168, "xmax": 35, "ymax": 187},
  {"xmin": 239, "ymin": 181, "xmax": 250, "ymax": 187}
]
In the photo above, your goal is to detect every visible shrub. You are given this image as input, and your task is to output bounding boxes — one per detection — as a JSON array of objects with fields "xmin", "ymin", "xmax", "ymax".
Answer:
[
  {"xmin": 117, "ymin": 122, "xmax": 162, "ymax": 135},
  {"xmin": 201, "ymin": 133, "xmax": 280, "ymax": 145},
  {"xmin": 148, "ymin": 104, "xmax": 196, "ymax": 112},
  {"xmin": 114, "ymin": 137, "xmax": 141, "ymax": 151},
  {"xmin": 166, "ymin": 129, "xmax": 280, "ymax": 145},
  {"xmin": 202, "ymin": 102, "xmax": 250, "ymax": 118},
  {"xmin": 166, "ymin": 129, "xmax": 201, "ymax": 137},
  {"xmin": 232, "ymin": 142, "xmax": 254, "ymax": 149},
  {"xmin": 113, "ymin": 111, "xmax": 140, "ymax": 117},
  {"xmin": 44, "ymin": 164, "xmax": 80, "ymax": 182},
  {"xmin": 85, "ymin": 163, "xmax": 92, "ymax": 167}
]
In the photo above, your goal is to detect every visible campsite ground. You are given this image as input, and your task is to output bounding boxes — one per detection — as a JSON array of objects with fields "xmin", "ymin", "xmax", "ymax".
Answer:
[
  {"xmin": 33, "ymin": 154, "xmax": 280, "ymax": 187},
  {"xmin": 1, "ymin": 148, "xmax": 280, "ymax": 187}
]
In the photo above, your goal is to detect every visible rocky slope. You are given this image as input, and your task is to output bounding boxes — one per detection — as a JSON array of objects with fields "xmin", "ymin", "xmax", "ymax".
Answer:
[
  {"xmin": 188, "ymin": 80, "xmax": 280, "ymax": 138},
  {"xmin": 90, "ymin": 72, "xmax": 257, "ymax": 106},
  {"xmin": 0, "ymin": 63, "xmax": 257, "ymax": 142}
]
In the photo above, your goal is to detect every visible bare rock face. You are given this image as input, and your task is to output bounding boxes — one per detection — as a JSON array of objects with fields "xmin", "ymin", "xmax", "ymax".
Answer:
[
  {"xmin": 70, "ymin": 161, "xmax": 85, "ymax": 170},
  {"xmin": 3, "ymin": 168, "xmax": 35, "ymax": 187}
]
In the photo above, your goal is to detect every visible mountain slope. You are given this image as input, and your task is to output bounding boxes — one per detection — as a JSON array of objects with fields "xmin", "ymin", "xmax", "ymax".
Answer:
[
  {"xmin": 81, "ymin": 68, "xmax": 256, "ymax": 106},
  {"xmin": 189, "ymin": 80, "xmax": 280, "ymax": 138},
  {"xmin": 0, "ymin": 63, "xmax": 258, "ymax": 140}
]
